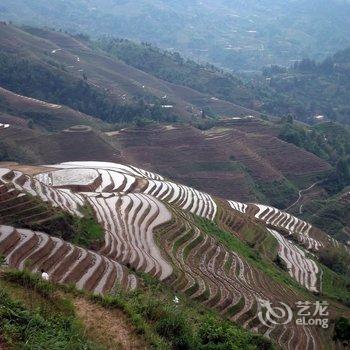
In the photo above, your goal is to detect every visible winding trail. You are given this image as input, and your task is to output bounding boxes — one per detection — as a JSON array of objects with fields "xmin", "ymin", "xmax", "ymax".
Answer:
[{"xmin": 285, "ymin": 181, "xmax": 323, "ymax": 212}]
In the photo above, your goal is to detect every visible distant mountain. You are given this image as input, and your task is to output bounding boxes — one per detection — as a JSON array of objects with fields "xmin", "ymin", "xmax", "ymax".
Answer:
[
  {"xmin": 263, "ymin": 47, "xmax": 350, "ymax": 124},
  {"xmin": 0, "ymin": 24, "xmax": 265, "ymax": 127},
  {"xmin": 1, "ymin": 0, "xmax": 350, "ymax": 71}
]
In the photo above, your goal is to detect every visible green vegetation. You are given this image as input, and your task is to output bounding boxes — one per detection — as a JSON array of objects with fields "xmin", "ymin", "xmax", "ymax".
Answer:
[
  {"xmin": 278, "ymin": 120, "xmax": 350, "ymax": 240},
  {"xmin": 27, "ymin": 205, "xmax": 104, "ymax": 249},
  {"xmin": 264, "ymin": 48, "xmax": 350, "ymax": 124},
  {"xmin": 0, "ymin": 271, "xmax": 101, "ymax": 350},
  {"xmin": 0, "ymin": 50, "xmax": 170, "ymax": 129},
  {"xmin": 0, "ymin": 268, "xmax": 273, "ymax": 350},
  {"xmin": 9, "ymin": 200, "xmax": 104, "ymax": 249},
  {"xmin": 196, "ymin": 216, "xmax": 350, "ymax": 307},
  {"xmin": 194, "ymin": 216, "xmax": 309, "ymax": 297},
  {"xmin": 3, "ymin": 269, "xmax": 55, "ymax": 298},
  {"xmin": 333, "ymin": 317, "xmax": 350, "ymax": 343},
  {"xmin": 0, "ymin": 139, "xmax": 36, "ymax": 163},
  {"xmin": 279, "ymin": 121, "xmax": 350, "ymax": 188},
  {"xmin": 321, "ymin": 265, "xmax": 350, "ymax": 307},
  {"xmin": 71, "ymin": 206, "xmax": 105, "ymax": 248},
  {"xmin": 302, "ymin": 194, "xmax": 350, "ymax": 243},
  {"xmin": 255, "ymin": 179, "xmax": 298, "ymax": 208},
  {"xmin": 96, "ymin": 38, "xmax": 258, "ymax": 110},
  {"xmin": 93, "ymin": 272, "xmax": 273, "ymax": 350}
]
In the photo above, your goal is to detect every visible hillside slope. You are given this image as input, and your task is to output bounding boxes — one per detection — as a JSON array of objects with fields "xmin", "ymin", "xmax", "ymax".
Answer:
[
  {"xmin": 1, "ymin": 0, "xmax": 350, "ymax": 71},
  {"xmin": 0, "ymin": 116, "xmax": 332, "ymax": 208},
  {"xmin": 0, "ymin": 24, "xmax": 263, "ymax": 123},
  {"xmin": 264, "ymin": 48, "xmax": 350, "ymax": 124},
  {"xmin": 108, "ymin": 119, "xmax": 332, "ymax": 207},
  {"xmin": 0, "ymin": 161, "xmax": 349, "ymax": 349}
]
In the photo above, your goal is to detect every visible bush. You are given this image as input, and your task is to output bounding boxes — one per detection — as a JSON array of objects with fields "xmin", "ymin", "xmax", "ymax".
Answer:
[
  {"xmin": 0, "ymin": 289, "xmax": 100, "ymax": 349},
  {"xmin": 333, "ymin": 317, "xmax": 350, "ymax": 342},
  {"xmin": 319, "ymin": 247, "xmax": 350, "ymax": 277},
  {"xmin": 3, "ymin": 269, "xmax": 54, "ymax": 297},
  {"xmin": 0, "ymin": 254, "xmax": 6, "ymax": 267},
  {"xmin": 153, "ymin": 305, "xmax": 198, "ymax": 349}
]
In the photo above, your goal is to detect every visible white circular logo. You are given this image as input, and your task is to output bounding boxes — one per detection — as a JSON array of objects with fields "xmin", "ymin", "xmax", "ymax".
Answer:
[{"xmin": 258, "ymin": 299, "xmax": 293, "ymax": 327}]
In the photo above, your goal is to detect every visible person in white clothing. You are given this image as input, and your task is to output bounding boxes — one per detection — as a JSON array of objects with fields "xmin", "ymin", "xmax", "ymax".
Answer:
[{"xmin": 41, "ymin": 269, "xmax": 49, "ymax": 281}]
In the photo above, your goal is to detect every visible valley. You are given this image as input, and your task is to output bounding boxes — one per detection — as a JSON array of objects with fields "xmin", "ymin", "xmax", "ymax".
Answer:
[
  {"xmin": 1, "ymin": 0, "xmax": 350, "ymax": 72},
  {"xmin": 0, "ymin": 16, "xmax": 349, "ymax": 350}
]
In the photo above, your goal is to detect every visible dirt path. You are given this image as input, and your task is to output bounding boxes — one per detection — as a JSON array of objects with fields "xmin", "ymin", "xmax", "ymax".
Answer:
[
  {"xmin": 74, "ymin": 298, "xmax": 147, "ymax": 350},
  {"xmin": 285, "ymin": 180, "xmax": 323, "ymax": 213}
]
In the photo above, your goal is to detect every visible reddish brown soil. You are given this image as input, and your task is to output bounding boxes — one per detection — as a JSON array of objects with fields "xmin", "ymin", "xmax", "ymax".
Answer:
[
  {"xmin": 108, "ymin": 121, "xmax": 331, "ymax": 202},
  {"xmin": 0, "ymin": 125, "xmax": 123, "ymax": 164}
]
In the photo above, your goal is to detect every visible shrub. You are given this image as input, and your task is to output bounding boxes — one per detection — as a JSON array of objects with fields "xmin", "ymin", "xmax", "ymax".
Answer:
[
  {"xmin": 0, "ymin": 289, "xmax": 100, "ymax": 349},
  {"xmin": 0, "ymin": 254, "xmax": 6, "ymax": 267},
  {"xmin": 333, "ymin": 317, "xmax": 350, "ymax": 342},
  {"xmin": 3, "ymin": 269, "xmax": 54, "ymax": 297}
]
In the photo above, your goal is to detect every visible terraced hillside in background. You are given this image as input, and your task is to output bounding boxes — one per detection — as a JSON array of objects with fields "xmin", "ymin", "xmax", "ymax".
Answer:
[
  {"xmin": 108, "ymin": 119, "xmax": 332, "ymax": 207},
  {"xmin": 0, "ymin": 161, "xmax": 348, "ymax": 350},
  {"xmin": 0, "ymin": 107, "xmax": 332, "ymax": 209},
  {"xmin": 1, "ymin": 0, "xmax": 350, "ymax": 72},
  {"xmin": 0, "ymin": 24, "xmax": 262, "ymax": 125},
  {"xmin": 0, "ymin": 23, "xmax": 338, "ymax": 214}
]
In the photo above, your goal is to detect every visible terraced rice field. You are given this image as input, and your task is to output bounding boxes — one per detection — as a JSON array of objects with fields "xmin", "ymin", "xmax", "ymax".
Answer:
[
  {"xmin": 157, "ymin": 212, "xmax": 321, "ymax": 350},
  {"xmin": 144, "ymin": 179, "xmax": 217, "ymax": 220},
  {"xmin": 0, "ymin": 168, "xmax": 84, "ymax": 217},
  {"xmin": 0, "ymin": 161, "xmax": 346, "ymax": 350},
  {"xmin": 86, "ymin": 193, "xmax": 172, "ymax": 280},
  {"xmin": 228, "ymin": 200, "xmax": 338, "ymax": 252},
  {"xmin": 0, "ymin": 225, "xmax": 137, "ymax": 293},
  {"xmin": 228, "ymin": 200, "xmax": 248, "ymax": 214},
  {"xmin": 267, "ymin": 229, "xmax": 319, "ymax": 292}
]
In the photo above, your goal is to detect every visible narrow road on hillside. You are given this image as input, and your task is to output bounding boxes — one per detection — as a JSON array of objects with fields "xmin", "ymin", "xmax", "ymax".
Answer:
[{"xmin": 285, "ymin": 180, "xmax": 323, "ymax": 213}]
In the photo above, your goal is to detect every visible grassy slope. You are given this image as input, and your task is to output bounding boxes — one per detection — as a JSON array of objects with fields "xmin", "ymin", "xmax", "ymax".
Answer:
[
  {"xmin": 0, "ymin": 269, "xmax": 273, "ymax": 350},
  {"xmin": 1, "ymin": 187, "xmax": 104, "ymax": 250},
  {"xmin": 195, "ymin": 216, "xmax": 350, "ymax": 306},
  {"xmin": 278, "ymin": 121, "xmax": 350, "ymax": 240},
  {"xmin": 0, "ymin": 272, "xmax": 101, "ymax": 350},
  {"xmin": 302, "ymin": 192, "xmax": 350, "ymax": 243},
  {"xmin": 195, "ymin": 216, "xmax": 309, "ymax": 297}
]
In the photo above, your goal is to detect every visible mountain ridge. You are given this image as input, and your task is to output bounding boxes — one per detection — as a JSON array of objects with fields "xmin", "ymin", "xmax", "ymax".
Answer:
[{"xmin": 1, "ymin": 0, "xmax": 350, "ymax": 71}]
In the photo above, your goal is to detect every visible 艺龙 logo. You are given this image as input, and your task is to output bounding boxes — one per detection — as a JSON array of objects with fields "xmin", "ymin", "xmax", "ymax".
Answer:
[
  {"xmin": 258, "ymin": 299, "xmax": 293, "ymax": 327},
  {"xmin": 258, "ymin": 299, "xmax": 330, "ymax": 329}
]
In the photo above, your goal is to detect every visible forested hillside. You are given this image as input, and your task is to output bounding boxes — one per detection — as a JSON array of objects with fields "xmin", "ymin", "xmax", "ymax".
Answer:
[
  {"xmin": 1, "ymin": 0, "xmax": 350, "ymax": 71},
  {"xmin": 263, "ymin": 48, "xmax": 350, "ymax": 124},
  {"xmin": 278, "ymin": 120, "xmax": 350, "ymax": 241}
]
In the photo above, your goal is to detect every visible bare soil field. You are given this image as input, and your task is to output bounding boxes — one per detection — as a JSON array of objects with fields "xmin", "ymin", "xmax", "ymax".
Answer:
[{"xmin": 74, "ymin": 298, "xmax": 146, "ymax": 350}]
